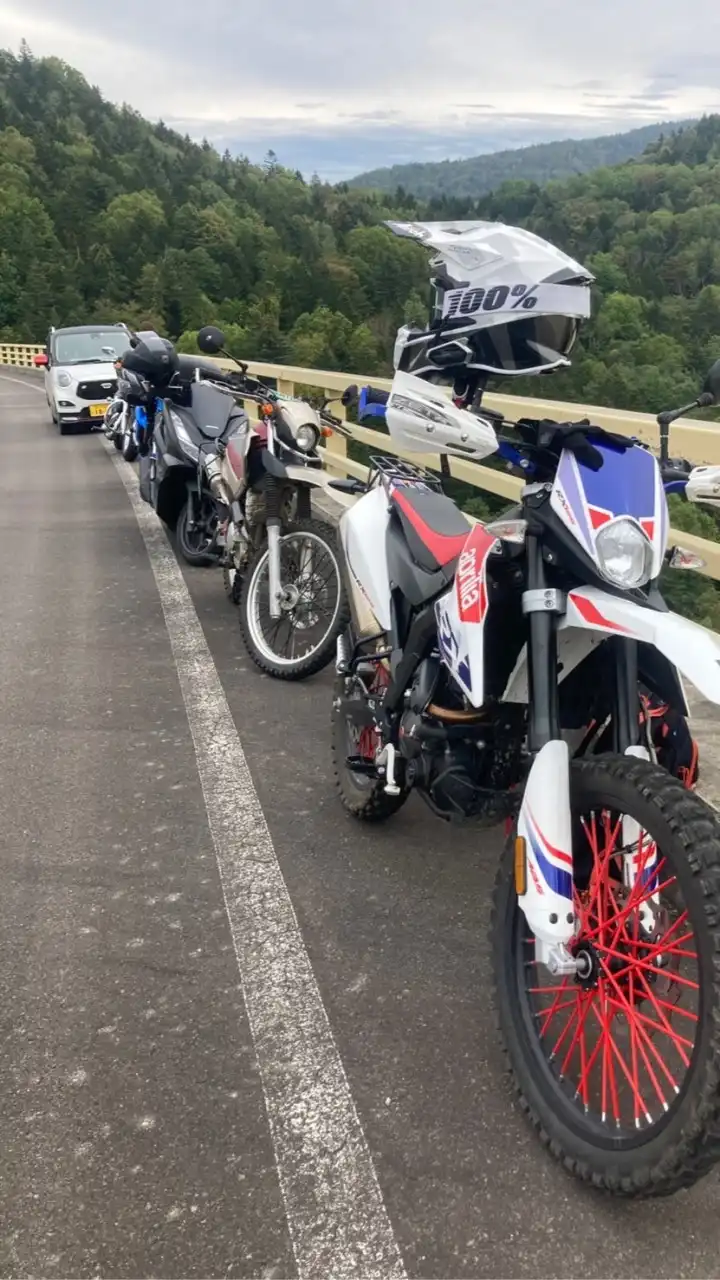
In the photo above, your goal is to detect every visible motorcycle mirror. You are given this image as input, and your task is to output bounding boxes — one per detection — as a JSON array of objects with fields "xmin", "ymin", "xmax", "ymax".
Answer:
[
  {"xmin": 197, "ymin": 325, "xmax": 226, "ymax": 355},
  {"xmin": 341, "ymin": 384, "xmax": 359, "ymax": 408},
  {"xmin": 702, "ymin": 359, "xmax": 720, "ymax": 406}
]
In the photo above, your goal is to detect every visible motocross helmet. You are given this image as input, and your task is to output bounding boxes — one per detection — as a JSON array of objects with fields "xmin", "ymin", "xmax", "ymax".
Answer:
[
  {"xmin": 117, "ymin": 366, "xmax": 152, "ymax": 404},
  {"xmin": 387, "ymin": 220, "xmax": 593, "ymax": 384},
  {"xmin": 121, "ymin": 330, "xmax": 179, "ymax": 388}
]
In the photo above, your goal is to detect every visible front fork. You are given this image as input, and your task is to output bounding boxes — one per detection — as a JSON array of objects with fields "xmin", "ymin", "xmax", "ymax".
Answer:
[
  {"xmin": 516, "ymin": 537, "xmax": 648, "ymax": 973},
  {"xmin": 266, "ymin": 519, "xmax": 283, "ymax": 619}
]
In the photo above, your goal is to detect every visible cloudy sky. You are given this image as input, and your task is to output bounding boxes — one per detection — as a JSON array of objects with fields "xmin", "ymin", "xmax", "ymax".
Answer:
[{"xmin": 1, "ymin": 0, "xmax": 719, "ymax": 179}]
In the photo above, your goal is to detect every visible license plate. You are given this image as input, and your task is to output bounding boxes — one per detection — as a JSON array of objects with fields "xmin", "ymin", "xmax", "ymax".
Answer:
[{"xmin": 89, "ymin": 403, "xmax": 107, "ymax": 418}]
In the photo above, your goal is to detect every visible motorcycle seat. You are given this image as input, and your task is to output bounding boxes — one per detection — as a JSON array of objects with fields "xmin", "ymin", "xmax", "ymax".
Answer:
[{"xmin": 390, "ymin": 484, "xmax": 471, "ymax": 574}]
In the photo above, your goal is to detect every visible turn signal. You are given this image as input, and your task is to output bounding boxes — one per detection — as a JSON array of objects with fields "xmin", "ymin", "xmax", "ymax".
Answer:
[
  {"xmin": 321, "ymin": 426, "xmax": 333, "ymax": 438},
  {"xmin": 669, "ymin": 546, "xmax": 706, "ymax": 571},
  {"xmin": 514, "ymin": 836, "xmax": 527, "ymax": 896}
]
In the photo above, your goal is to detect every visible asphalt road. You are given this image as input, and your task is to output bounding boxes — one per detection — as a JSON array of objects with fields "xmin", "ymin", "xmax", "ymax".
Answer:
[{"xmin": 1, "ymin": 368, "xmax": 720, "ymax": 1280}]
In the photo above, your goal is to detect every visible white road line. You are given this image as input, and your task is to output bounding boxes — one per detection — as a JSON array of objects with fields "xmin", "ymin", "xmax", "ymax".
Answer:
[
  {"xmin": 0, "ymin": 371, "xmax": 45, "ymax": 392},
  {"xmin": 106, "ymin": 441, "xmax": 406, "ymax": 1280}
]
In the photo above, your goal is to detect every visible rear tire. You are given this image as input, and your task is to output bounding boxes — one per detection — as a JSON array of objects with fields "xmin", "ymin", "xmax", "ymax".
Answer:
[
  {"xmin": 331, "ymin": 669, "xmax": 410, "ymax": 822},
  {"xmin": 122, "ymin": 432, "xmax": 139, "ymax": 462},
  {"xmin": 492, "ymin": 753, "xmax": 720, "ymax": 1196},
  {"xmin": 176, "ymin": 498, "xmax": 216, "ymax": 567}
]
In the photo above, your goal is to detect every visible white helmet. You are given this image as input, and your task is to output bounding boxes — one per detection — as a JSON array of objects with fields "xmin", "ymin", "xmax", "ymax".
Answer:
[{"xmin": 387, "ymin": 220, "xmax": 594, "ymax": 382}]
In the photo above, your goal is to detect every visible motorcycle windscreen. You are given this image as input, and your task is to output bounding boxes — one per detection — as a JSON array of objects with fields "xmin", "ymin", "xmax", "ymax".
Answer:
[
  {"xmin": 189, "ymin": 382, "xmax": 234, "ymax": 437},
  {"xmin": 550, "ymin": 441, "xmax": 668, "ymax": 579}
]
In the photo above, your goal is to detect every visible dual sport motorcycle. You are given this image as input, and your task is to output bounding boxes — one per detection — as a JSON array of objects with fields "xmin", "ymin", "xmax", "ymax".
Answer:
[{"xmin": 330, "ymin": 359, "xmax": 720, "ymax": 1196}]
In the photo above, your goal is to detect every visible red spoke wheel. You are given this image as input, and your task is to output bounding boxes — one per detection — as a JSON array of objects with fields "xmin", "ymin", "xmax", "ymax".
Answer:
[{"xmin": 492, "ymin": 754, "xmax": 720, "ymax": 1196}]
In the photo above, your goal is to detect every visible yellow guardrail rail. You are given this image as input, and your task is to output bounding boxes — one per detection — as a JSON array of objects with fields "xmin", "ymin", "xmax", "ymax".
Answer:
[
  {"xmin": 0, "ymin": 342, "xmax": 45, "ymax": 367},
  {"xmin": 4, "ymin": 342, "xmax": 720, "ymax": 580},
  {"xmin": 226, "ymin": 359, "xmax": 720, "ymax": 584}
]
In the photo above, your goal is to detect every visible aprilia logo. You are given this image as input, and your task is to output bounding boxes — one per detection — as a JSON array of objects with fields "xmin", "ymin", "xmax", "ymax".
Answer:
[{"xmin": 457, "ymin": 548, "xmax": 482, "ymax": 622}]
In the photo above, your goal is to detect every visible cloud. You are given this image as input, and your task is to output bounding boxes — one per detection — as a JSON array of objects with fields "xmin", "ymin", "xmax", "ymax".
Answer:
[{"xmin": 0, "ymin": 0, "xmax": 719, "ymax": 177}]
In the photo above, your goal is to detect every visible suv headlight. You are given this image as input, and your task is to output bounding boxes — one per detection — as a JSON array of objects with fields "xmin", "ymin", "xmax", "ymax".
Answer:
[
  {"xmin": 595, "ymin": 518, "xmax": 653, "ymax": 589},
  {"xmin": 56, "ymin": 372, "xmax": 72, "ymax": 388},
  {"xmin": 295, "ymin": 423, "xmax": 319, "ymax": 452}
]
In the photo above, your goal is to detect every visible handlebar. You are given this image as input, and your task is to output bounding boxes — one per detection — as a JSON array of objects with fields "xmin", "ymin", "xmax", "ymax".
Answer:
[{"xmin": 188, "ymin": 368, "xmax": 353, "ymax": 439}]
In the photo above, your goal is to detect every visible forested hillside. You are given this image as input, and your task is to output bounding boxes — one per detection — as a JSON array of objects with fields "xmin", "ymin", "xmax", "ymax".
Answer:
[
  {"xmin": 2, "ymin": 45, "xmax": 720, "ymax": 424},
  {"xmin": 0, "ymin": 47, "xmax": 429, "ymax": 372},
  {"xmin": 348, "ymin": 122, "xmax": 686, "ymax": 198}
]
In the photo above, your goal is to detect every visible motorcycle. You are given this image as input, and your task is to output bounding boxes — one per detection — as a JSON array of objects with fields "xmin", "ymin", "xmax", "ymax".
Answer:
[
  {"xmin": 142, "ymin": 326, "xmax": 352, "ymax": 680},
  {"xmin": 329, "ymin": 360, "xmax": 720, "ymax": 1195},
  {"xmin": 101, "ymin": 362, "xmax": 155, "ymax": 462},
  {"xmin": 102, "ymin": 395, "xmax": 127, "ymax": 450}
]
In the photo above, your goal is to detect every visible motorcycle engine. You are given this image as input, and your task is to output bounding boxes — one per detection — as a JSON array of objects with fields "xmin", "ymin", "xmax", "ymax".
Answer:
[{"xmin": 399, "ymin": 657, "xmax": 524, "ymax": 825}]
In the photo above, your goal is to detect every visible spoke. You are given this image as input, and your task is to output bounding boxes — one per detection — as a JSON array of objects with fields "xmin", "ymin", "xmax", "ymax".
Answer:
[
  {"xmin": 599, "ymin": 953, "xmax": 694, "ymax": 1081},
  {"xmin": 559, "ymin": 991, "xmax": 593, "ymax": 1079},
  {"xmin": 534, "ymin": 974, "xmax": 570, "ymax": 1004},
  {"xmin": 597, "ymin": 984, "xmax": 622, "ymax": 1125},
  {"xmin": 632, "ymin": 968, "xmax": 697, "ymax": 1067},
  {"xmin": 574, "ymin": 985, "xmax": 615, "ymax": 1117},
  {"xmin": 648, "ymin": 994, "xmax": 699, "ymax": 1023},
  {"xmin": 537, "ymin": 996, "xmax": 581, "ymax": 1036},
  {"xmin": 590, "ymin": 1002, "xmax": 651, "ymax": 1124},
  {"xmin": 619, "ymin": 1002, "xmax": 695, "ymax": 1054},
  {"xmin": 594, "ymin": 940, "xmax": 700, "ymax": 992},
  {"xmin": 528, "ymin": 983, "xmax": 574, "ymax": 995},
  {"xmin": 582, "ymin": 870, "xmax": 676, "ymax": 946},
  {"xmin": 548, "ymin": 993, "xmax": 582, "ymax": 1064},
  {"xmin": 609, "ymin": 996, "xmax": 672, "ymax": 1114}
]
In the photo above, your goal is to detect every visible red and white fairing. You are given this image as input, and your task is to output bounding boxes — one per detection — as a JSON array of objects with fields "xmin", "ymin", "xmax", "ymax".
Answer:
[{"xmin": 434, "ymin": 524, "xmax": 499, "ymax": 707}]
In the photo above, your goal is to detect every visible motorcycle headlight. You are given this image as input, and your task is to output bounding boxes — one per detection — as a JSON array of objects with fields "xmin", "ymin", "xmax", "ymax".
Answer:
[
  {"xmin": 56, "ymin": 371, "xmax": 72, "ymax": 388},
  {"xmin": 295, "ymin": 423, "xmax": 319, "ymax": 452},
  {"xmin": 595, "ymin": 518, "xmax": 653, "ymax": 589},
  {"xmin": 175, "ymin": 419, "xmax": 200, "ymax": 462}
]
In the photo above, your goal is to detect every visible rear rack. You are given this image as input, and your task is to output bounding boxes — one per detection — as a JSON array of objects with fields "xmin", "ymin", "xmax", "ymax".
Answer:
[{"xmin": 367, "ymin": 454, "xmax": 443, "ymax": 493}]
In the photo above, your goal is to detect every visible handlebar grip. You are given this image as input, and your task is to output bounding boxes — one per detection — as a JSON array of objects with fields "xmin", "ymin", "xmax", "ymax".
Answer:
[{"xmin": 362, "ymin": 386, "xmax": 389, "ymax": 407}]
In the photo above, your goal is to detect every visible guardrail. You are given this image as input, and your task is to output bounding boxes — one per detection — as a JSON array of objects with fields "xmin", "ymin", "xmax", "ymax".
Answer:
[
  {"xmin": 4, "ymin": 342, "xmax": 720, "ymax": 580},
  {"xmin": 0, "ymin": 342, "xmax": 44, "ymax": 367},
  {"xmin": 222, "ymin": 359, "xmax": 720, "ymax": 584}
]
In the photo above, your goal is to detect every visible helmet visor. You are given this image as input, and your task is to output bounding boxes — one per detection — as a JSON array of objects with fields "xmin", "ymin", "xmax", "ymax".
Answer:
[{"xmin": 468, "ymin": 315, "xmax": 579, "ymax": 375}]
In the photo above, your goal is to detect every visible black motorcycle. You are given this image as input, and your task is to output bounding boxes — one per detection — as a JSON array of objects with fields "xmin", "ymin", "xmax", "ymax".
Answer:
[{"xmin": 140, "ymin": 366, "xmax": 249, "ymax": 567}]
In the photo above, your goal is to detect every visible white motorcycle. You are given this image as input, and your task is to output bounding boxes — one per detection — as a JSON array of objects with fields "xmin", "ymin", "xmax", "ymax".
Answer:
[{"xmin": 330, "ymin": 364, "xmax": 720, "ymax": 1196}]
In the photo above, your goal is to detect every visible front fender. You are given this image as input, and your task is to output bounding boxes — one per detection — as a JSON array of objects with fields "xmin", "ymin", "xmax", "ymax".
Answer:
[{"xmin": 560, "ymin": 586, "xmax": 720, "ymax": 705}]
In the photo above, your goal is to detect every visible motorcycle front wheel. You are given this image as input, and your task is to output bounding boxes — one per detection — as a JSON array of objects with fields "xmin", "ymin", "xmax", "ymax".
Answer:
[
  {"xmin": 492, "ymin": 752, "xmax": 720, "ymax": 1196},
  {"xmin": 238, "ymin": 518, "xmax": 349, "ymax": 680}
]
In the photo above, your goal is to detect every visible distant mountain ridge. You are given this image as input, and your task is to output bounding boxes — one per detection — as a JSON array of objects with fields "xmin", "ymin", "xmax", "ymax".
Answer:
[{"xmin": 347, "ymin": 120, "xmax": 694, "ymax": 198}]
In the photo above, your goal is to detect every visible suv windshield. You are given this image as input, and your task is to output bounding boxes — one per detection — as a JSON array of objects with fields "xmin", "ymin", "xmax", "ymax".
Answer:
[{"xmin": 53, "ymin": 331, "xmax": 130, "ymax": 366}]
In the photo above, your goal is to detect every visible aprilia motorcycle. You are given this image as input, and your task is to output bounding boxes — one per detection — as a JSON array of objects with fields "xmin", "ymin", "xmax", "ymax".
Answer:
[{"xmin": 330, "ymin": 362, "xmax": 720, "ymax": 1195}]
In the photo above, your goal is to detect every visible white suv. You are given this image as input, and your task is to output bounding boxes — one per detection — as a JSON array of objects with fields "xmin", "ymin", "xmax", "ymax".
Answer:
[{"xmin": 34, "ymin": 324, "xmax": 132, "ymax": 435}]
